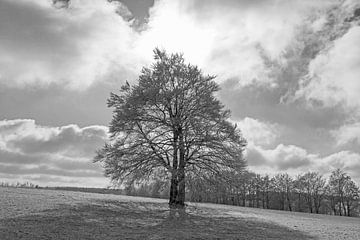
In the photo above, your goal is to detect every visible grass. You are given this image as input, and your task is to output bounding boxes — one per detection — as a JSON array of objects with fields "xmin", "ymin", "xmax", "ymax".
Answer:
[{"xmin": 0, "ymin": 187, "xmax": 359, "ymax": 239}]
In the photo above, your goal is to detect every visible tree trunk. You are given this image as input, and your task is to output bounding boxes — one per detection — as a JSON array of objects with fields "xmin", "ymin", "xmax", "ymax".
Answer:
[
  {"xmin": 177, "ymin": 167, "xmax": 185, "ymax": 206},
  {"xmin": 169, "ymin": 172, "xmax": 179, "ymax": 207},
  {"xmin": 170, "ymin": 128, "xmax": 186, "ymax": 208}
]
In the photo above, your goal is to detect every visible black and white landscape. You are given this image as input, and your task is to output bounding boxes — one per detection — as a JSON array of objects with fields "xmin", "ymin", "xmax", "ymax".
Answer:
[{"xmin": 0, "ymin": 0, "xmax": 360, "ymax": 239}]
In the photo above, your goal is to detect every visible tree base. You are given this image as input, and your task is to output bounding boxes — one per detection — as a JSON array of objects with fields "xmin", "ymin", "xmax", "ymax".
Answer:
[{"xmin": 169, "ymin": 202, "xmax": 185, "ymax": 209}]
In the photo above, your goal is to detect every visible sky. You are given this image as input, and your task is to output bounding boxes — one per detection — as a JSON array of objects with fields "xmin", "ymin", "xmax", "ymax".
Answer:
[{"xmin": 0, "ymin": 0, "xmax": 360, "ymax": 187}]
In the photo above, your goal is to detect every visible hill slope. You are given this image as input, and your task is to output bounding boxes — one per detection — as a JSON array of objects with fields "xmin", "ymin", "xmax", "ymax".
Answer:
[{"xmin": 0, "ymin": 187, "xmax": 359, "ymax": 239}]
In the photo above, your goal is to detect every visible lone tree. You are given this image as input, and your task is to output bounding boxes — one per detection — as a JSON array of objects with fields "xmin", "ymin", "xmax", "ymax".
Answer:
[{"xmin": 95, "ymin": 49, "xmax": 247, "ymax": 208}]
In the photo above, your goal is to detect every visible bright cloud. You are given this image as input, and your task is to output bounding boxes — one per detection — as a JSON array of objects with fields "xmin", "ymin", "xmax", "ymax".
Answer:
[
  {"xmin": 0, "ymin": 119, "xmax": 109, "ymax": 187},
  {"xmin": 0, "ymin": 0, "xmax": 143, "ymax": 89},
  {"xmin": 136, "ymin": 0, "xmax": 335, "ymax": 86},
  {"xmin": 234, "ymin": 117, "xmax": 279, "ymax": 146},
  {"xmin": 0, "ymin": 0, "xmax": 339, "ymax": 90},
  {"xmin": 246, "ymin": 143, "xmax": 360, "ymax": 183},
  {"xmin": 246, "ymin": 143, "xmax": 314, "ymax": 171},
  {"xmin": 332, "ymin": 122, "xmax": 360, "ymax": 146},
  {"xmin": 295, "ymin": 26, "xmax": 360, "ymax": 110}
]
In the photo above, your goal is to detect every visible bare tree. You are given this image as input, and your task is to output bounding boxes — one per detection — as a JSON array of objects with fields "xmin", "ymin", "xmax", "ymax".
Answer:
[
  {"xmin": 272, "ymin": 173, "xmax": 293, "ymax": 211},
  {"xmin": 259, "ymin": 174, "xmax": 272, "ymax": 209},
  {"xmin": 95, "ymin": 49, "xmax": 247, "ymax": 208},
  {"xmin": 329, "ymin": 169, "xmax": 350, "ymax": 216},
  {"xmin": 297, "ymin": 172, "xmax": 326, "ymax": 213},
  {"xmin": 312, "ymin": 174, "xmax": 327, "ymax": 214},
  {"xmin": 343, "ymin": 177, "xmax": 360, "ymax": 216}
]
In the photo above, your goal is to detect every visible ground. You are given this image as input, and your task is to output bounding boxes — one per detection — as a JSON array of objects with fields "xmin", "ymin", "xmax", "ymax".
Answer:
[{"xmin": 0, "ymin": 187, "xmax": 359, "ymax": 239}]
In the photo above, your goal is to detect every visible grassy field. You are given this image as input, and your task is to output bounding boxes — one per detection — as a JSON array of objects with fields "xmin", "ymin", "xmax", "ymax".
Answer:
[{"xmin": 0, "ymin": 187, "xmax": 359, "ymax": 239}]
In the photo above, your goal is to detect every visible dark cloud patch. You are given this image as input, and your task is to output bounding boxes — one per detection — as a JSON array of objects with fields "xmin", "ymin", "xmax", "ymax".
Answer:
[
  {"xmin": 52, "ymin": 0, "xmax": 70, "ymax": 9},
  {"xmin": 117, "ymin": 0, "xmax": 154, "ymax": 21}
]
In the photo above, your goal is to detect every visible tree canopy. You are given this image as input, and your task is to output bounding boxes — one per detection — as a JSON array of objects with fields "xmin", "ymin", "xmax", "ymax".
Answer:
[{"xmin": 95, "ymin": 49, "xmax": 247, "ymax": 208}]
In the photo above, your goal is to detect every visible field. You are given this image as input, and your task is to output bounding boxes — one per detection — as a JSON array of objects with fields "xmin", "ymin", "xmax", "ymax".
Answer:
[{"xmin": 0, "ymin": 187, "xmax": 359, "ymax": 239}]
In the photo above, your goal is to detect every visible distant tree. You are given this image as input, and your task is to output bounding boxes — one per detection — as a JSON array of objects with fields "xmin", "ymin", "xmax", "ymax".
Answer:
[
  {"xmin": 293, "ymin": 173, "xmax": 325, "ymax": 213},
  {"xmin": 343, "ymin": 179, "xmax": 359, "ymax": 216},
  {"xmin": 272, "ymin": 173, "xmax": 294, "ymax": 211},
  {"xmin": 294, "ymin": 174, "xmax": 305, "ymax": 212},
  {"xmin": 259, "ymin": 174, "xmax": 272, "ymax": 209},
  {"xmin": 238, "ymin": 171, "xmax": 255, "ymax": 207},
  {"xmin": 328, "ymin": 169, "xmax": 350, "ymax": 216},
  {"xmin": 311, "ymin": 173, "xmax": 327, "ymax": 214},
  {"xmin": 95, "ymin": 49, "xmax": 247, "ymax": 208},
  {"xmin": 297, "ymin": 172, "xmax": 326, "ymax": 213}
]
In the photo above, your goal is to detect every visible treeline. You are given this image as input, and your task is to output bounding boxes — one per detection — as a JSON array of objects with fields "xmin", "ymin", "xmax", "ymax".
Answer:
[
  {"xmin": 125, "ymin": 168, "xmax": 360, "ymax": 217},
  {"xmin": 0, "ymin": 181, "xmax": 40, "ymax": 189},
  {"xmin": 46, "ymin": 186, "xmax": 124, "ymax": 195}
]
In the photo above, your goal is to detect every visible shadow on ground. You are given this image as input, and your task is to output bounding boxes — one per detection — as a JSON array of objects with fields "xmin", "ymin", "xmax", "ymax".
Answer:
[{"xmin": 0, "ymin": 200, "xmax": 315, "ymax": 240}]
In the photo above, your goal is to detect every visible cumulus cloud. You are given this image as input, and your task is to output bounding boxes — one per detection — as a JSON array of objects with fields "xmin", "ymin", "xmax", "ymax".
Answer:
[
  {"xmin": 331, "ymin": 122, "xmax": 360, "ymax": 146},
  {"xmin": 246, "ymin": 142, "xmax": 360, "ymax": 183},
  {"xmin": 246, "ymin": 143, "xmax": 314, "ymax": 171},
  {"xmin": 319, "ymin": 151, "xmax": 360, "ymax": 178},
  {"xmin": 0, "ymin": 119, "xmax": 109, "ymax": 187},
  {"xmin": 234, "ymin": 117, "xmax": 279, "ymax": 146}
]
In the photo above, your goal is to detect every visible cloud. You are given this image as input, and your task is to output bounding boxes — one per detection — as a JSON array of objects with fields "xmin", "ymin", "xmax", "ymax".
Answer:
[
  {"xmin": 0, "ymin": 0, "xmax": 339, "ymax": 90},
  {"xmin": 246, "ymin": 142, "xmax": 360, "ymax": 184},
  {"xmin": 0, "ymin": 0, "xmax": 142, "ymax": 90},
  {"xmin": 319, "ymin": 151, "xmax": 360, "ymax": 178},
  {"xmin": 233, "ymin": 117, "xmax": 279, "ymax": 146},
  {"xmin": 331, "ymin": 122, "xmax": 360, "ymax": 146},
  {"xmin": 246, "ymin": 143, "xmax": 313, "ymax": 171},
  {"xmin": 136, "ymin": 0, "xmax": 335, "ymax": 87},
  {"xmin": 0, "ymin": 119, "xmax": 109, "ymax": 187},
  {"xmin": 275, "ymin": 0, "xmax": 360, "ymax": 114},
  {"xmin": 295, "ymin": 26, "xmax": 360, "ymax": 111}
]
